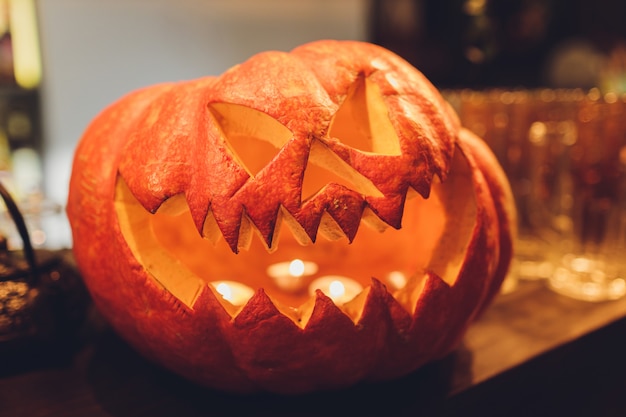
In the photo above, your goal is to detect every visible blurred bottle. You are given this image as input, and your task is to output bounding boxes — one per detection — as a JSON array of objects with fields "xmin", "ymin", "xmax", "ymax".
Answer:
[{"xmin": 0, "ymin": 0, "xmax": 56, "ymax": 249}]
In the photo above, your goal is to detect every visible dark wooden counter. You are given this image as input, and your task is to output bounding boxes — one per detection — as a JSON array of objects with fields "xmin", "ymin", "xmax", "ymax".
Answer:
[{"xmin": 1, "ymin": 277, "xmax": 626, "ymax": 417}]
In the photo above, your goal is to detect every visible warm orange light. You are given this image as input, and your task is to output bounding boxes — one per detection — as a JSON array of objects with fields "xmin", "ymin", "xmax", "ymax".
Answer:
[
  {"xmin": 210, "ymin": 280, "xmax": 255, "ymax": 306},
  {"xmin": 266, "ymin": 259, "xmax": 318, "ymax": 293},
  {"xmin": 309, "ymin": 275, "xmax": 364, "ymax": 305}
]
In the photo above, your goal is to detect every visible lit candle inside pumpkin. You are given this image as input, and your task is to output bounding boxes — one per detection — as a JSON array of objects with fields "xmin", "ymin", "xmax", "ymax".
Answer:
[
  {"xmin": 209, "ymin": 280, "xmax": 255, "ymax": 306},
  {"xmin": 386, "ymin": 271, "xmax": 408, "ymax": 291},
  {"xmin": 267, "ymin": 259, "xmax": 318, "ymax": 293},
  {"xmin": 308, "ymin": 275, "xmax": 364, "ymax": 305}
]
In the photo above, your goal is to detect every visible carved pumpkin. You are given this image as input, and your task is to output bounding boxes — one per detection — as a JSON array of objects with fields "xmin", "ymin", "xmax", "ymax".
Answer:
[{"xmin": 67, "ymin": 40, "xmax": 515, "ymax": 394}]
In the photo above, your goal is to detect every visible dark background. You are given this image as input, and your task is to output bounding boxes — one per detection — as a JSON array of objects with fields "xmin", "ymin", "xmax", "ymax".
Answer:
[{"xmin": 370, "ymin": 0, "xmax": 626, "ymax": 89}]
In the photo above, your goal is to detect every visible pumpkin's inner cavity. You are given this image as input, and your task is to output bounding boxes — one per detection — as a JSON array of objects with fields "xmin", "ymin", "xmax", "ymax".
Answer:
[{"xmin": 114, "ymin": 147, "xmax": 476, "ymax": 324}]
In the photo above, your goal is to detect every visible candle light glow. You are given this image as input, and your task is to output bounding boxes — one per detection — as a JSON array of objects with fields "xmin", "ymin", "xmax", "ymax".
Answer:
[
  {"xmin": 209, "ymin": 280, "xmax": 255, "ymax": 306},
  {"xmin": 267, "ymin": 259, "xmax": 318, "ymax": 293},
  {"xmin": 308, "ymin": 275, "xmax": 364, "ymax": 305},
  {"xmin": 387, "ymin": 271, "xmax": 408, "ymax": 290},
  {"xmin": 288, "ymin": 259, "xmax": 306, "ymax": 277},
  {"xmin": 328, "ymin": 280, "xmax": 346, "ymax": 299}
]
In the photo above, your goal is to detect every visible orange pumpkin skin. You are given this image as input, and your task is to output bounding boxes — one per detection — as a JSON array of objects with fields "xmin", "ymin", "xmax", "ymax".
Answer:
[{"xmin": 67, "ymin": 40, "xmax": 515, "ymax": 394}]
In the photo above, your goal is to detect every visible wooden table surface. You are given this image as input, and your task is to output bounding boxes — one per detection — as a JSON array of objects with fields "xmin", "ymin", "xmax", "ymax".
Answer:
[{"xmin": 1, "ymin": 276, "xmax": 626, "ymax": 417}]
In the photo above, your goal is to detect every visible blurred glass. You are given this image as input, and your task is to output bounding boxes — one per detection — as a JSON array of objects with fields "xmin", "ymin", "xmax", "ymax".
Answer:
[
  {"xmin": 546, "ymin": 91, "xmax": 626, "ymax": 301},
  {"xmin": 446, "ymin": 88, "xmax": 626, "ymax": 301}
]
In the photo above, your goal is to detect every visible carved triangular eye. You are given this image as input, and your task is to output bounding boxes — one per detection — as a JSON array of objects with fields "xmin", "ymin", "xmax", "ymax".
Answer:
[
  {"xmin": 328, "ymin": 74, "xmax": 401, "ymax": 155},
  {"xmin": 209, "ymin": 103, "xmax": 292, "ymax": 177},
  {"xmin": 302, "ymin": 139, "xmax": 384, "ymax": 201}
]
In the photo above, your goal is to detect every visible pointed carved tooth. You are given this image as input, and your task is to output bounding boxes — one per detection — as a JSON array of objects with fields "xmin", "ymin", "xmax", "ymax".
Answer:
[
  {"xmin": 232, "ymin": 289, "xmax": 301, "ymax": 331},
  {"xmin": 317, "ymin": 211, "xmax": 349, "ymax": 241},
  {"xmin": 350, "ymin": 278, "xmax": 406, "ymax": 331},
  {"xmin": 324, "ymin": 192, "xmax": 365, "ymax": 242},
  {"xmin": 211, "ymin": 201, "xmax": 244, "ymax": 253},
  {"xmin": 201, "ymin": 208, "xmax": 223, "ymax": 246},
  {"xmin": 270, "ymin": 296, "xmax": 316, "ymax": 329},
  {"xmin": 248, "ymin": 214, "xmax": 281, "ymax": 253},
  {"xmin": 248, "ymin": 204, "xmax": 282, "ymax": 251},
  {"xmin": 305, "ymin": 290, "xmax": 355, "ymax": 328},
  {"xmin": 278, "ymin": 206, "xmax": 314, "ymax": 246},
  {"xmin": 364, "ymin": 193, "xmax": 405, "ymax": 230},
  {"xmin": 237, "ymin": 213, "xmax": 254, "ymax": 252},
  {"xmin": 392, "ymin": 271, "xmax": 429, "ymax": 315},
  {"xmin": 266, "ymin": 206, "xmax": 315, "ymax": 251},
  {"xmin": 340, "ymin": 286, "xmax": 371, "ymax": 323},
  {"xmin": 361, "ymin": 206, "xmax": 390, "ymax": 233}
]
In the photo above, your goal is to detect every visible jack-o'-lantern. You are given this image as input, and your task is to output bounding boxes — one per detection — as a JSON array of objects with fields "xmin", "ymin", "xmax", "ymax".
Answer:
[{"xmin": 67, "ymin": 40, "xmax": 515, "ymax": 394}]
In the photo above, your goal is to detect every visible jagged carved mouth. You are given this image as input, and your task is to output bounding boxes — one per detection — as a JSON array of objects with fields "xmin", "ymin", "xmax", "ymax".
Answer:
[
  {"xmin": 114, "ymin": 146, "xmax": 476, "ymax": 324},
  {"xmin": 113, "ymin": 75, "xmax": 477, "ymax": 326}
]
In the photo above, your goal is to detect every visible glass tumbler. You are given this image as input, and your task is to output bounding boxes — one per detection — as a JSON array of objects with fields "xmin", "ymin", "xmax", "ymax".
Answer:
[{"xmin": 546, "ymin": 91, "xmax": 626, "ymax": 301}]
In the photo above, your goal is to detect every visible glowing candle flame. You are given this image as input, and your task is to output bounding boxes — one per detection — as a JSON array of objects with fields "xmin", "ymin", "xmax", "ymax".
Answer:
[
  {"xmin": 267, "ymin": 259, "xmax": 318, "ymax": 293},
  {"xmin": 387, "ymin": 271, "xmax": 408, "ymax": 290},
  {"xmin": 288, "ymin": 259, "xmax": 305, "ymax": 277},
  {"xmin": 210, "ymin": 280, "xmax": 254, "ymax": 306},
  {"xmin": 215, "ymin": 282, "xmax": 233, "ymax": 302},
  {"xmin": 308, "ymin": 275, "xmax": 363, "ymax": 305},
  {"xmin": 328, "ymin": 280, "xmax": 346, "ymax": 299}
]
